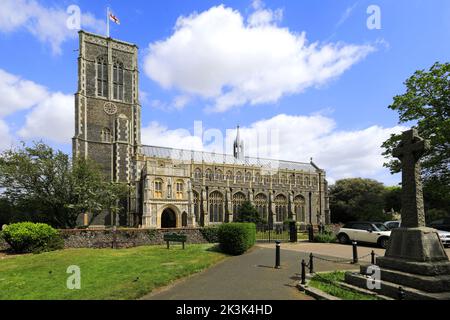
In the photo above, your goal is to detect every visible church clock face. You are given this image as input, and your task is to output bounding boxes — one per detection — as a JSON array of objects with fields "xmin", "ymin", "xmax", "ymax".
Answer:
[{"xmin": 104, "ymin": 102, "xmax": 118, "ymax": 115}]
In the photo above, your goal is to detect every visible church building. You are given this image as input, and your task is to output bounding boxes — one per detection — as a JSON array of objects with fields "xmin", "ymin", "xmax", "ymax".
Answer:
[{"xmin": 72, "ymin": 31, "xmax": 331, "ymax": 229}]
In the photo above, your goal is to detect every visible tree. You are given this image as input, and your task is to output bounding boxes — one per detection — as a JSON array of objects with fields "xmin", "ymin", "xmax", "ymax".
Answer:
[
  {"xmin": 329, "ymin": 178, "xmax": 392, "ymax": 223},
  {"xmin": 382, "ymin": 62, "xmax": 450, "ymax": 217},
  {"xmin": 66, "ymin": 157, "xmax": 105, "ymax": 226},
  {"xmin": 383, "ymin": 186, "xmax": 402, "ymax": 213},
  {"xmin": 0, "ymin": 142, "xmax": 129, "ymax": 228},
  {"xmin": 234, "ymin": 201, "xmax": 265, "ymax": 224},
  {"xmin": 0, "ymin": 142, "xmax": 73, "ymax": 228},
  {"xmin": 382, "ymin": 62, "xmax": 450, "ymax": 179},
  {"xmin": 100, "ymin": 182, "xmax": 131, "ymax": 227}
]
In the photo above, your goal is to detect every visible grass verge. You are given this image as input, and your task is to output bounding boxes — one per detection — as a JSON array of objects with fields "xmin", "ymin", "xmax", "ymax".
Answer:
[
  {"xmin": 308, "ymin": 271, "xmax": 380, "ymax": 300},
  {"xmin": 0, "ymin": 244, "xmax": 226, "ymax": 300}
]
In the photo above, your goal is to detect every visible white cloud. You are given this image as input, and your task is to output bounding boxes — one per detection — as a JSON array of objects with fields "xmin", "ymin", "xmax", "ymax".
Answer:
[
  {"xmin": 0, "ymin": 119, "xmax": 14, "ymax": 152},
  {"xmin": 0, "ymin": 0, "xmax": 104, "ymax": 55},
  {"xmin": 144, "ymin": 4, "xmax": 374, "ymax": 112},
  {"xmin": 18, "ymin": 92, "xmax": 74, "ymax": 143},
  {"xmin": 140, "ymin": 114, "xmax": 406, "ymax": 184},
  {"xmin": 141, "ymin": 121, "xmax": 203, "ymax": 151},
  {"xmin": 0, "ymin": 69, "xmax": 48, "ymax": 117}
]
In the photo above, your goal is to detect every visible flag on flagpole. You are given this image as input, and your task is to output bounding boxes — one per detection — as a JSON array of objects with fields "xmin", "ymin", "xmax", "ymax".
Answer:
[{"xmin": 109, "ymin": 11, "xmax": 120, "ymax": 25}]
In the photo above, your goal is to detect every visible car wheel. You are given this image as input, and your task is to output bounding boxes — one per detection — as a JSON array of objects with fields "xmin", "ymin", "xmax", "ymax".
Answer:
[
  {"xmin": 379, "ymin": 237, "xmax": 389, "ymax": 249},
  {"xmin": 338, "ymin": 233, "xmax": 349, "ymax": 244}
]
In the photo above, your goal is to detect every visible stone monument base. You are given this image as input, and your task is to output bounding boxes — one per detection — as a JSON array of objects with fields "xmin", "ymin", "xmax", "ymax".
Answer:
[{"xmin": 345, "ymin": 227, "xmax": 450, "ymax": 299}]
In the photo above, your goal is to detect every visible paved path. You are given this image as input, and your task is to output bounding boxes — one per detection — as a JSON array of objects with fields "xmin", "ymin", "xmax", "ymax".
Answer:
[{"xmin": 143, "ymin": 245, "xmax": 357, "ymax": 300}]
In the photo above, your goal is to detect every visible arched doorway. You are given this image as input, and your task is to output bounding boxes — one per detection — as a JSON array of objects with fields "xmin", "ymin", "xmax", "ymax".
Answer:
[{"xmin": 161, "ymin": 208, "xmax": 177, "ymax": 228}]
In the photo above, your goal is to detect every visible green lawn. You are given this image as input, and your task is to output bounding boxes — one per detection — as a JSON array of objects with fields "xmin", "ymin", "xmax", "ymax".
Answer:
[
  {"xmin": 0, "ymin": 244, "xmax": 226, "ymax": 300},
  {"xmin": 308, "ymin": 271, "xmax": 381, "ymax": 300}
]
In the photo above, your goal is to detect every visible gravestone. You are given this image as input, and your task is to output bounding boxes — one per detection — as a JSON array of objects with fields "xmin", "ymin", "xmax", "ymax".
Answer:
[{"xmin": 345, "ymin": 129, "xmax": 450, "ymax": 299}]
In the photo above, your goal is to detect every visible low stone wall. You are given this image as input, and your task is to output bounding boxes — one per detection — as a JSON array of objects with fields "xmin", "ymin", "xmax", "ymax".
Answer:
[
  {"xmin": 60, "ymin": 228, "xmax": 209, "ymax": 249},
  {"xmin": 0, "ymin": 237, "xmax": 9, "ymax": 251}
]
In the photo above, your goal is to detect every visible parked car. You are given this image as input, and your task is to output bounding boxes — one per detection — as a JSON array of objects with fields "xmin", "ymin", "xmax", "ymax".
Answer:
[
  {"xmin": 428, "ymin": 218, "xmax": 450, "ymax": 232},
  {"xmin": 384, "ymin": 220, "xmax": 450, "ymax": 247},
  {"xmin": 384, "ymin": 221, "xmax": 401, "ymax": 230},
  {"xmin": 337, "ymin": 221, "xmax": 391, "ymax": 249}
]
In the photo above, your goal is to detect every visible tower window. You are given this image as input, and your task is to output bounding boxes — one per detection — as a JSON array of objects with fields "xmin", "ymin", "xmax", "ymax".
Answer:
[
  {"xmin": 101, "ymin": 128, "xmax": 111, "ymax": 142},
  {"xmin": 97, "ymin": 57, "xmax": 108, "ymax": 98},
  {"xmin": 113, "ymin": 61, "xmax": 124, "ymax": 101}
]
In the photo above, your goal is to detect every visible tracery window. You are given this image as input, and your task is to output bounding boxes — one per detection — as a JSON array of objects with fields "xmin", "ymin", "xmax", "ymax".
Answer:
[
  {"xmin": 254, "ymin": 193, "xmax": 268, "ymax": 221},
  {"xmin": 274, "ymin": 194, "xmax": 288, "ymax": 222},
  {"xmin": 236, "ymin": 171, "xmax": 243, "ymax": 182},
  {"xmin": 215, "ymin": 169, "xmax": 223, "ymax": 180},
  {"xmin": 209, "ymin": 191, "xmax": 224, "ymax": 222},
  {"xmin": 232, "ymin": 192, "xmax": 246, "ymax": 221},
  {"xmin": 226, "ymin": 170, "xmax": 233, "ymax": 181},
  {"xmin": 205, "ymin": 169, "xmax": 213, "ymax": 181},
  {"xmin": 194, "ymin": 168, "xmax": 202, "ymax": 180},
  {"xmin": 294, "ymin": 195, "xmax": 306, "ymax": 222}
]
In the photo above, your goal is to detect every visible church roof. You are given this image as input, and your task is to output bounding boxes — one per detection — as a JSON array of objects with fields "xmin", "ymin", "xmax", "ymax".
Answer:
[{"xmin": 141, "ymin": 145, "xmax": 317, "ymax": 172}]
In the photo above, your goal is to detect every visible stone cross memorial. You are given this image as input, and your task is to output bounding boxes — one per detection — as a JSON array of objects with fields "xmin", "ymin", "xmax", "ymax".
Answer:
[
  {"xmin": 392, "ymin": 128, "xmax": 428, "ymax": 228},
  {"xmin": 346, "ymin": 128, "xmax": 450, "ymax": 299},
  {"xmin": 384, "ymin": 128, "xmax": 448, "ymax": 262}
]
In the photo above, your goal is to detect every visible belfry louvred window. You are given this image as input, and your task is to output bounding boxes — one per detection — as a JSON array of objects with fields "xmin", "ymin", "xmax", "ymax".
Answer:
[
  {"xmin": 97, "ymin": 57, "xmax": 108, "ymax": 97},
  {"xmin": 113, "ymin": 61, "xmax": 124, "ymax": 101}
]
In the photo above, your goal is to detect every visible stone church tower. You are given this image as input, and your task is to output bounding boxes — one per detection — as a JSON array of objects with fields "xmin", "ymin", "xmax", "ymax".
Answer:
[
  {"xmin": 72, "ymin": 31, "xmax": 141, "ymax": 183},
  {"xmin": 72, "ymin": 31, "xmax": 141, "ymax": 225}
]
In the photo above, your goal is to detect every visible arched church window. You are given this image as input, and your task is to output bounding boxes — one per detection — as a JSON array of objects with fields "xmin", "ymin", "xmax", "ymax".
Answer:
[
  {"xmin": 194, "ymin": 168, "xmax": 202, "ymax": 180},
  {"xmin": 205, "ymin": 169, "xmax": 213, "ymax": 181},
  {"xmin": 215, "ymin": 169, "xmax": 223, "ymax": 180},
  {"xmin": 232, "ymin": 192, "xmax": 246, "ymax": 221},
  {"xmin": 289, "ymin": 174, "xmax": 295, "ymax": 185},
  {"xmin": 255, "ymin": 173, "xmax": 261, "ymax": 183},
  {"xmin": 274, "ymin": 194, "xmax": 288, "ymax": 223},
  {"xmin": 113, "ymin": 60, "xmax": 124, "ymax": 101},
  {"xmin": 296, "ymin": 175, "xmax": 302, "ymax": 185},
  {"xmin": 154, "ymin": 179, "xmax": 163, "ymax": 199},
  {"xmin": 176, "ymin": 180, "xmax": 184, "ymax": 200},
  {"xmin": 305, "ymin": 176, "xmax": 310, "ymax": 186},
  {"xmin": 294, "ymin": 195, "xmax": 306, "ymax": 222},
  {"xmin": 209, "ymin": 191, "xmax": 224, "ymax": 222},
  {"xmin": 236, "ymin": 171, "xmax": 243, "ymax": 182},
  {"xmin": 226, "ymin": 170, "xmax": 233, "ymax": 181},
  {"xmin": 254, "ymin": 193, "xmax": 268, "ymax": 222},
  {"xmin": 96, "ymin": 56, "xmax": 108, "ymax": 98},
  {"xmin": 101, "ymin": 128, "xmax": 111, "ymax": 142},
  {"xmin": 245, "ymin": 172, "xmax": 251, "ymax": 182}
]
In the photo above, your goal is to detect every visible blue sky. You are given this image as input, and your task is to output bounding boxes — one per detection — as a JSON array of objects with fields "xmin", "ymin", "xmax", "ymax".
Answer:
[{"xmin": 1, "ymin": 0, "xmax": 449, "ymax": 185}]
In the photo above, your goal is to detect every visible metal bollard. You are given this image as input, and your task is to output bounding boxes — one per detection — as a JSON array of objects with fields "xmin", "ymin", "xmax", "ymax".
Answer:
[
  {"xmin": 371, "ymin": 250, "xmax": 376, "ymax": 265},
  {"xmin": 352, "ymin": 241, "xmax": 358, "ymax": 264},
  {"xmin": 301, "ymin": 259, "xmax": 306, "ymax": 285},
  {"xmin": 398, "ymin": 286, "xmax": 406, "ymax": 300},
  {"xmin": 275, "ymin": 241, "xmax": 281, "ymax": 269},
  {"xmin": 309, "ymin": 253, "xmax": 314, "ymax": 274}
]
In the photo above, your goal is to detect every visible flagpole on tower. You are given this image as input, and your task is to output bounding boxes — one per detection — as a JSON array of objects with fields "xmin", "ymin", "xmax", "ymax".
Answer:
[{"xmin": 106, "ymin": 7, "xmax": 110, "ymax": 38}]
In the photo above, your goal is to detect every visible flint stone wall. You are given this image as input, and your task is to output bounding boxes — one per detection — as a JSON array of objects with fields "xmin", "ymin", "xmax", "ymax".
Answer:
[{"xmin": 60, "ymin": 228, "xmax": 209, "ymax": 249}]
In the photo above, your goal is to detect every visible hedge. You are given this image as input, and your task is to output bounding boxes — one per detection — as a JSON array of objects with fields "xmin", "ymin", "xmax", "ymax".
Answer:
[
  {"xmin": 1, "ymin": 222, "xmax": 64, "ymax": 253},
  {"xmin": 217, "ymin": 223, "xmax": 256, "ymax": 255},
  {"xmin": 200, "ymin": 226, "xmax": 219, "ymax": 243}
]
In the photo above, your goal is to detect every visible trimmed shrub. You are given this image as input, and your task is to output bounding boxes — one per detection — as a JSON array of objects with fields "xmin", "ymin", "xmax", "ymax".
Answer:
[
  {"xmin": 2, "ymin": 222, "xmax": 64, "ymax": 253},
  {"xmin": 200, "ymin": 226, "xmax": 219, "ymax": 243},
  {"xmin": 217, "ymin": 223, "xmax": 256, "ymax": 255},
  {"xmin": 314, "ymin": 229, "xmax": 337, "ymax": 243}
]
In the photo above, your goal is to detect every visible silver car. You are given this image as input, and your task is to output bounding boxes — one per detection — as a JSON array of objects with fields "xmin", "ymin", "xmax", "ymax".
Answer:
[{"xmin": 384, "ymin": 220, "xmax": 450, "ymax": 247}]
